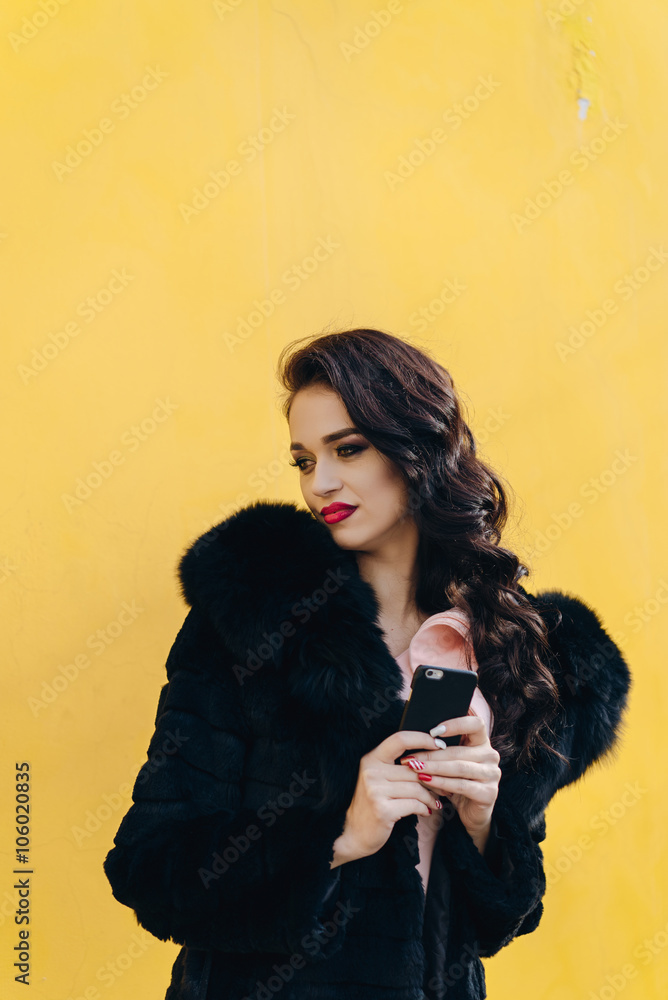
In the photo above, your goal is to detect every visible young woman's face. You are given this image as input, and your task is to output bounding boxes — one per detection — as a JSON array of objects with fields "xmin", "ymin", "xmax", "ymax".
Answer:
[{"xmin": 288, "ymin": 385, "xmax": 414, "ymax": 551}]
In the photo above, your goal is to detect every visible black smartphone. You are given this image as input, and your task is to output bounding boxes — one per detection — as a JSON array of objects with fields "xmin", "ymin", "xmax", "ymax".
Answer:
[{"xmin": 397, "ymin": 664, "xmax": 478, "ymax": 756}]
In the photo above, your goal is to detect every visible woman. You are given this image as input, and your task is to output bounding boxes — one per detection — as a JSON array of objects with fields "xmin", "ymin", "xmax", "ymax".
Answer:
[{"xmin": 104, "ymin": 328, "xmax": 631, "ymax": 1000}]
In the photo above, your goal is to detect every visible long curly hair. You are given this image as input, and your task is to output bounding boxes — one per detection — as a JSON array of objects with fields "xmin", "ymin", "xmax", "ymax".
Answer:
[{"xmin": 276, "ymin": 327, "xmax": 568, "ymax": 771}]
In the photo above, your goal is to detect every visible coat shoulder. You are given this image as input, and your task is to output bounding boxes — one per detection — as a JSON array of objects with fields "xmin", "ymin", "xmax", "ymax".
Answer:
[
  {"xmin": 524, "ymin": 586, "xmax": 632, "ymax": 705},
  {"xmin": 521, "ymin": 585, "xmax": 632, "ymax": 786},
  {"xmin": 494, "ymin": 586, "xmax": 633, "ymax": 825},
  {"xmin": 171, "ymin": 501, "xmax": 364, "ymax": 665},
  {"xmin": 176, "ymin": 500, "xmax": 324, "ymax": 610}
]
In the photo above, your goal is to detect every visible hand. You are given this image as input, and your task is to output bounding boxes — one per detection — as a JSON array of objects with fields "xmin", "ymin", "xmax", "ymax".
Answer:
[
  {"xmin": 399, "ymin": 715, "xmax": 501, "ymax": 844},
  {"xmin": 335, "ymin": 729, "xmax": 447, "ymax": 864}
]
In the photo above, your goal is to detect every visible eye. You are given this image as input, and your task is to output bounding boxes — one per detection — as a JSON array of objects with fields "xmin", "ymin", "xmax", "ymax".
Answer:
[{"xmin": 289, "ymin": 443, "xmax": 365, "ymax": 471}]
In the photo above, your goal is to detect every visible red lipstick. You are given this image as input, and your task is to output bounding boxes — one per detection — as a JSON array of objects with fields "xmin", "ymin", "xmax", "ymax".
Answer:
[{"xmin": 321, "ymin": 502, "xmax": 357, "ymax": 524}]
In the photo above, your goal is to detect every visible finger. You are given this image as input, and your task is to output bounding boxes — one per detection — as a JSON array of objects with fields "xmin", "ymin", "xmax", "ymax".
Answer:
[
  {"xmin": 421, "ymin": 776, "xmax": 498, "ymax": 804},
  {"xmin": 408, "ymin": 759, "xmax": 501, "ymax": 782},
  {"xmin": 429, "ymin": 715, "xmax": 489, "ymax": 747},
  {"xmin": 385, "ymin": 780, "xmax": 444, "ymax": 809},
  {"xmin": 380, "ymin": 797, "xmax": 435, "ymax": 824},
  {"xmin": 400, "ymin": 745, "xmax": 492, "ymax": 765},
  {"xmin": 405, "ymin": 798, "xmax": 436, "ymax": 819},
  {"xmin": 375, "ymin": 730, "xmax": 443, "ymax": 765}
]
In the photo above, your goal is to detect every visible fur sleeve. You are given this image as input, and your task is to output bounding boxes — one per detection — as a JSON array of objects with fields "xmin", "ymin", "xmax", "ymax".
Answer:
[
  {"xmin": 438, "ymin": 790, "xmax": 547, "ymax": 958},
  {"xmin": 103, "ymin": 606, "xmax": 352, "ymax": 961},
  {"xmin": 438, "ymin": 588, "xmax": 632, "ymax": 959}
]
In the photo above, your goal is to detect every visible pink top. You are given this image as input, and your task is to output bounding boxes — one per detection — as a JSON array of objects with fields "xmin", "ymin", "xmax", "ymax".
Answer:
[{"xmin": 394, "ymin": 608, "xmax": 494, "ymax": 893}]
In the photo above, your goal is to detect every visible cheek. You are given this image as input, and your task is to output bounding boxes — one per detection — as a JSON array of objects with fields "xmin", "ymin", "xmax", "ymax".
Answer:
[
  {"xmin": 364, "ymin": 464, "xmax": 392, "ymax": 494},
  {"xmin": 371, "ymin": 466, "xmax": 408, "ymax": 511}
]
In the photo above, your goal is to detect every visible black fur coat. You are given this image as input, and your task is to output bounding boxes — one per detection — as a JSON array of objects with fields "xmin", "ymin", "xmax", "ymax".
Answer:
[{"xmin": 103, "ymin": 500, "xmax": 632, "ymax": 1000}]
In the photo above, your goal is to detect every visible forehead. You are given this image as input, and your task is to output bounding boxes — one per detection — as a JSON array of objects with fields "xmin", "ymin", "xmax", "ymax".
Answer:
[{"xmin": 288, "ymin": 386, "xmax": 349, "ymax": 427}]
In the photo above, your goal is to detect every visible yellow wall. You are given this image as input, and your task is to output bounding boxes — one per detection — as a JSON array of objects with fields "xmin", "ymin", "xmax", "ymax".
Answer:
[{"xmin": 2, "ymin": 1, "xmax": 665, "ymax": 997}]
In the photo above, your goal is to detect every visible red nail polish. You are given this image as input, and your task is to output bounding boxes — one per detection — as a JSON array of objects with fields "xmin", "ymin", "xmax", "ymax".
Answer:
[
  {"xmin": 417, "ymin": 774, "xmax": 432, "ymax": 782},
  {"xmin": 427, "ymin": 807, "xmax": 432, "ymax": 814}
]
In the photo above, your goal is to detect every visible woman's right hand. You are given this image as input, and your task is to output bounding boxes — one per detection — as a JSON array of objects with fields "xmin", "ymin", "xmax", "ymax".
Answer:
[{"xmin": 331, "ymin": 730, "xmax": 444, "ymax": 866}]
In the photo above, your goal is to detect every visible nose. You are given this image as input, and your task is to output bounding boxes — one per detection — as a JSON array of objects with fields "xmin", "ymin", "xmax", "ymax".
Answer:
[{"xmin": 309, "ymin": 459, "xmax": 344, "ymax": 498}]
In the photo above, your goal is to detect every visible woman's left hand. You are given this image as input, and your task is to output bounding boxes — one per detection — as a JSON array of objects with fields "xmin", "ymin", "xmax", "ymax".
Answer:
[{"xmin": 400, "ymin": 715, "xmax": 501, "ymax": 844}]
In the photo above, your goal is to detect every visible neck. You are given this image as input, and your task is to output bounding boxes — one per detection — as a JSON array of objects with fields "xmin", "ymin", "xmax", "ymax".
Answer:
[{"xmin": 354, "ymin": 518, "xmax": 423, "ymax": 624}]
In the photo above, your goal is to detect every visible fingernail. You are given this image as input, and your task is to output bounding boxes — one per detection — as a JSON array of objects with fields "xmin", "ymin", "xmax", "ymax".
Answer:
[
  {"xmin": 417, "ymin": 774, "xmax": 432, "ymax": 782},
  {"xmin": 427, "ymin": 807, "xmax": 432, "ymax": 815},
  {"xmin": 430, "ymin": 724, "xmax": 447, "ymax": 737},
  {"xmin": 402, "ymin": 758, "xmax": 426, "ymax": 771},
  {"xmin": 434, "ymin": 799, "xmax": 442, "ymax": 810},
  {"xmin": 434, "ymin": 739, "xmax": 447, "ymax": 750}
]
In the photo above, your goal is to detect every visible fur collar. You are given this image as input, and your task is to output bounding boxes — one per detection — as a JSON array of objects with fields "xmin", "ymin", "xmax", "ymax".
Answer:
[{"xmin": 176, "ymin": 500, "xmax": 631, "ymax": 821}]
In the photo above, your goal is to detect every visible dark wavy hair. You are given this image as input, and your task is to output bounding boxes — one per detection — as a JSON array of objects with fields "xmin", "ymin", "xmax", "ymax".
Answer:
[{"xmin": 276, "ymin": 327, "xmax": 568, "ymax": 771}]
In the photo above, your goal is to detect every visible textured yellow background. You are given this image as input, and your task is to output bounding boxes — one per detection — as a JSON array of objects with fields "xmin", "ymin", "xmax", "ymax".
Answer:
[{"xmin": 1, "ymin": 1, "xmax": 665, "ymax": 997}]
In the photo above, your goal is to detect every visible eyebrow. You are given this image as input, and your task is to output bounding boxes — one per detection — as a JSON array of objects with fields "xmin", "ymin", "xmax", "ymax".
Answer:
[{"xmin": 289, "ymin": 427, "xmax": 361, "ymax": 451}]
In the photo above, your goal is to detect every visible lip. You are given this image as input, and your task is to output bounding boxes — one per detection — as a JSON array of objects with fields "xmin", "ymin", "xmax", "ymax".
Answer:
[
  {"xmin": 323, "ymin": 508, "xmax": 357, "ymax": 524},
  {"xmin": 321, "ymin": 503, "xmax": 358, "ymax": 524},
  {"xmin": 321, "ymin": 502, "xmax": 357, "ymax": 516}
]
